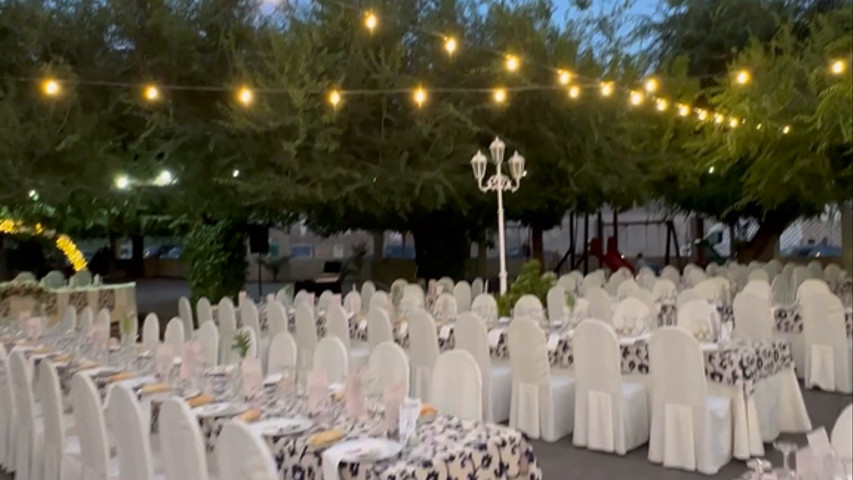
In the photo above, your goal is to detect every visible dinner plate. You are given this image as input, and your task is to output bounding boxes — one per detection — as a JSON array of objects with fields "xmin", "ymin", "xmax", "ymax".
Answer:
[
  {"xmin": 193, "ymin": 402, "xmax": 249, "ymax": 418},
  {"xmin": 80, "ymin": 367, "xmax": 122, "ymax": 378},
  {"xmin": 205, "ymin": 365, "xmax": 235, "ymax": 376},
  {"xmin": 250, "ymin": 417, "xmax": 313, "ymax": 437},
  {"xmin": 334, "ymin": 438, "xmax": 403, "ymax": 463}
]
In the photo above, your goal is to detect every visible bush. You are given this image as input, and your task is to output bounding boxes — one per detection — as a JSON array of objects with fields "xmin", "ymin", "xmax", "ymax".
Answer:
[
  {"xmin": 497, "ymin": 260, "xmax": 556, "ymax": 317},
  {"xmin": 183, "ymin": 220, "xmax": 247, "ymax": 303}
]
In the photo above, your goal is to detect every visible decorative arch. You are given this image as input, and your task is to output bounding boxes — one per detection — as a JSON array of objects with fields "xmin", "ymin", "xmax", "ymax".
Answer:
[{"xmin": 0, "ymin": 219, "xmax": 88, "ymax": 272}]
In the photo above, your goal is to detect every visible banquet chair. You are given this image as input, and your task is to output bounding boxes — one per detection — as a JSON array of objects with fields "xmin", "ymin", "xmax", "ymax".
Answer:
[
  {"xmin": 732, "ymin": 292, "xmax": 773, "ymax": 340},
  {"xmin": 807, "ymin": 260, "xmax": 824, "ymax": 280},
  {"xmin": 217, "ymin": 421, "xmax": 277, "ymax": 480},
  {"xmin": 652, "ymin": 279, "xmax": 677, "ymax": 303},
  {"xmin": 431, "ymin": 350, "xmax": 482, "ymax": 421},
  {"xmin": 240, "ymin": 300, "xmax": 261, "ymax": 344},
  {"xmin": 792, "ymin": 266, "xmax": 810, "ymax": 291},
  {"xmin": 660, "ymin": 266, "xmax": 680, "ymax": 286},
  {"xmin": 142, "ymin": 313, "xmax": 160, "ymax": 350},
  {"xmin": 0, "ymin": 344, "xmax": 16, "ymax": 471},
  {"xmin": 693, "ymin": 279, "xmax": 722, "ymax": 305},
  {"xmin": 196, "ymin": 297, "xmax": 213, "ymax": 327},
  {"xmin": 568, "ymin": 270, "xmax": 584, "ymax": 285},
  {"xmin": 831, "ymin": 403, "xmax": 853, "ymax": 474},
  {"xmin": 79, "ymin": 307, "xmax": 94, "ymax": 335},
  {"xmin": 580, "ymin": 274, "xmax": 604, "ymax": 297},
  {"xmin": 293, "ymin": 290, "xmax": 311, "ymax": 309},
  {"xmin": 573, "ymin": 320, "xmax": 649, "ymax": 455},
  {"xmin": 453, "ymin": 281, "xmax": 472, "ymax": 313},
  {"xmin": 407, "ymin": 310, "xmax": 440, "ymax": 401},
  {"xmin": 38, "ymin": 360, "xmax": 82, "ymax": 480},
  {"xmin": 196, "ymin": 321, "xmax": 220, "ymax": 367},
  {"xmin": 796, "ymin": 278, "xmax": 830, "ymax": 301},
  {"xmin": 294, "ymin": 303, "xmax": 318, "ymax": 368},
  {"xmin": 765, "ymin": 260, "xmax": 782, "ymax": 281},
  {"xmin": 801, "ymin": 292, "xmax": 852, "ymax": 393},
  {"xmin": 120, "ymin": 313, "xmax": 138, "ymax": 344},
  {"xmin": 367, "ymin": 341, "xmax": 410, "ymax": 396},
  {"xmin": 367, "ymin": 307, "xmax": 394, "ymax": 351},
  {"xmin": 455, "ymin": 312, "xmax": 511, "ymax": 422},
  {"xmin": 618, "ymin": 279, "xmax": 641, "ymax": 299},
  {"xmin": 677, "ymin": 300, "xmax": 720, "ymax": 341},
  {"xmin": 585, "ymin": 288, "xmax": 612, "ymax": 323},
  {"xmin": 507, "ymin": 319, "xmax": 574, "ymax": 442},
  {"xmin": 70, "ymin": 271, "xmax": 93, "ymax": 287},
  {"xmin": 96, "ymin": 309, "xmax": 111, "ymax": 337},
  {"xmin": 109, "ymin": 384, "xmax": 164, "ymax": 480},
  {"xmin": 741, "ymin": 280, "xmax": 771, "ymax": 301},
  {"xmin": 236, "ymin": 326, "xmax": 258, "ymax": 359},
  {"xmin": 433, "ymin": 293, "xmax": 458, "ymax": 323},
  {"xmin": 267, "ymin": 331, "xmax": 298, "ymax": 375},
  {"xmin": 513, "ymin": 294, "xmax": 545, "ymax": 322},
  {"xmin": 360, "ymin": 281, "xmax": 376, "ymax": 314},
  {"xmin": 343, "ymin": 291, "xmax": 362, "ymax": 317},
  {"xmin": 218, "ymin": 297, "xmax": 237, "ymax": 365},
  {"xmin": 390, "ymin": 279, "xmax": 407, "ymax": 306},
  {"xmin": 647, "ymin": 327, "xmax": 732, "ymax": 475},
  {"xmin": 58, "ymin": 306, "xmax": 77, "ymax": 334},
  {"xmin": 317, "ymin": 290, "xmax": 336, "ymax": 312},
  {"xmin": 9, "ymin": 351, "xmax": 41, "ymax": 480},
  {"xmin": 160, "ymin": 398, "xmax": 212, "ymax": 480},
  {"xmin": 557, "ymin": 275, "xmax": 578, "ymax": 296},
  {"xmin": 164, "ymin": 317, "xmax": 186, "ymax": 351},
  {"xmin": 771, "ymin": 273, "xmax": 795, "ymax": 306},
  {"xmin": 629, "ymin": 289, "xmax": 657, "ymax": 317},
  {"xmin": 370, "ymin": 291, "xmax": 395, "ymax": 320},
  {"xmin": 265, "ymin": 300, "xmax": 288, "ymax": 341},
  {"xmin": 471, "ymin": 294, "xmax": 499, "ymax": 324},
  {"xmin": 70, "ymin": 373, "xmax": 119, "ymax": 480},
  {"xmin": 676, "ymin": 289, "xmax": 703, "ymax": 309},
  {"xmin": 325, "ymin": 303, "xmax": 352, "ymax": 349},
  {"xmin": 178, "ymin": 296, "xmax": 195, "ymax": 333},
  {"xmin": 42, "ymin": 270, "xmax": 65, "ymax": 288},
  {"xmin": 471, "ymin": 277, "xmax": 484, "ymax": 298},
  {"xmin": 824, "ymin": 264, "xmax": 843, "ymax": 287},
  {"xmin": 546, "ymin": 285, "xmax": 568, "ymax": 324},
  {"xmin": 313, "ymin": 337, "xmax": 349, "ymax": 384},
  {"xmin": 747, "ymin": 269, "xmax": 769, "ymax": 284},
  {"xmin": 612, "ymin": 298, "xmax": 651, "ymax": 335},
  {"xmin": 604, "ymin": 275, "xmax": 624, "ymax": 297},
  {"xmin": 438, "ymin": 277, "xmax": 455, "ymax": 294},
  {"xmin": 685, "ymin": 270, "xmax": 708, "ymax": 288}
]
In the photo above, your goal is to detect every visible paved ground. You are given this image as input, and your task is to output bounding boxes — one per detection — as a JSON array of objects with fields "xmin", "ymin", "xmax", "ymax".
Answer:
[{"xmin": 3, "ymin": 279, "xmax": 850, "ymax": 479}]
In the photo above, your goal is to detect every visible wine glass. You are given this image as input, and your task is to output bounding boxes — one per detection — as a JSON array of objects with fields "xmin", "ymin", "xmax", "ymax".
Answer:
[
  {"xmin": 773, "ymin": 440, "xmax": 798, "ymax": 479},
  {"xmin": 737, "ymin": 458, "xmax": 772, "ymax": 479}
]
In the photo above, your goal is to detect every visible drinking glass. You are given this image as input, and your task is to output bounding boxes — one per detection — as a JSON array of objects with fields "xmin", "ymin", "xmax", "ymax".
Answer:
[
  {"xmin": 773, "ymin": 440, "xmax": 798, "ymax": 479},
  {"xmin": 737, "ymin": 458, "xmax": 772, "ymax": 479}
]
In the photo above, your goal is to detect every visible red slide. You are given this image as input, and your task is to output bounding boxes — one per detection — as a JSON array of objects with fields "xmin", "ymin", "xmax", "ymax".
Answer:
[{"xmin": 589, "ymin": 236, "xmax": 636, "ymax": 274}]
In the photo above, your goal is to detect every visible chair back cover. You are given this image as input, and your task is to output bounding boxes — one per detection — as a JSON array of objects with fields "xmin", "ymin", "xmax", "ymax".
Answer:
[
  {"xmin": 293, "ymin": 290, "xmax": 312, "ymax": 310},
  {"xmin": 38, "ymin": 359, "xmax": 67, "ymax": 480},
  {"xmin": 771, "ymin": 271, "xmax": 795, "ymax": 306},
  {"xmin": 807, "ymin": 260, "xmax": 824, "ymax": 280},
  {"xmin": 408, "ymin": 310, "xmax": 440, "ymax": 400},
  {"xmin": 612, "ymin": 297, "xmax": 651, "ymax": 334},
  {"xmin": 471, "ymin": 294, "xmax": 498, "ymax": 324},
  {"xmin": 368, "ymin": 341, "xmax": 410, "ymax": 395},
  {"xmin": 677, "ymin": 299, "xmax": 719, "ymax": 341},
  {"xmin": 432, "ymin": 350, "xmax": 482, "ymax": 421},
  {"xmin": 693, "ymin": 279, "xmax": 722, "ymax": 304},
  {"xmin": 41, "ymin": 270, "xmax": 65, "ymax": 288},
  {"xmin": 58, "ymin": 306, "xmax": 77, "ymax": 333},
  {"xmin": 196, "ymin": 320, "xmax": 220, "ymax": 366},
  {"xmin": 796, "ymin": 278, "xmax": 830, "ymax": 301},
  {"xmin": 585, "ymin": 288, "xmax": 612, "ymax": 323},
  {"xmin": 433, "ymin": 293, "xmax": 458, "ymax": 323},
  {"xmin": 109, "ymin": 384, "xmax": 156, "ymax": 480},
  {"xmin": 616, "ymin": 279, "xmax": 640, "ymax": 300},
  {"xmin": 676, "ymin": 288, "xmax": 703, "ymax": 308},
  {"xmin": 792, "ymin": 266, "xmax": 810, "ymax": 291},
  {"xmin": 294, "ymin": 302, "xmax": 318, "ymax": 362},
  {"xmin": 241, "ymin": 299, "xmax": 262, "ymax": 342},
  {"xmin": 471, "ymin": 277, "xmax": 484, "ymax": 298},
  {"xmin": 370, "ymin": 291, "xmax": 395, "ymax": 319},
  {"xmin": 267, "ymin": 331, "xmax": 298, "ymax": 374},
  {"xmin": 160, "ymin": 398, "xmax": 210, "ymax": 480},
  {"xmin": 438, "ymin": 277, "xmax": 455, "ymax": 294},
  {"xmin": 513, "ymin": 294, "xmax": 545, "ymax": 322},
  {"xmin": 453, "ymin": 281, "xmax": 472, "ymax": 313},
  {"xmin": 0, "ymin": 343, "xmax": 14, "ymax": 468},
  {"xmin": 546, "ymin": 285, "xmax": 568, "ymax": 323},
  {"xmin": 507, "ymin": 319, "xmax": 552, "ymax": 437},
  {"xmin": 580, "ymin": 274, "xmax": 604, "ymax": 296},
  {"xmin": 95, "ymin": 308, "xmax": 111, "ymax": 335},
  {"xmin": 79, "ymin": 306, "xmax": 93, "ymax": 334},
  {"xmin": 325, "ymin": 303, "xmax": 352, "ymax": 349},
  {"xmin": 652, "ymin": 279, "xmax": 677, "ymax": 303},
  {"xmin": 178, "ymin": 296, "xmax": 194, "ymax": 333},
  {"xmin": 732, "ymin": 292, "xmax": 773, "ymax": 340},
  {"xmin": 9, "ymin": 351, "xmax": 38, "ymax": 480},
  {"xmin": 236, "ymin": 326, "xmax": 258, "ymax": 359},
  {"xmin": 266, "ymin": 301, "xmax": 288, "ymax": 340},
  {"xmin": 217, "ymin": 421, "xmax": 278, "ymax": 480},
  {"xmin": 629, "ymin": 288, "xmax": 657, "ymax": 314},
  {"xmin": 343, "ymin": 291, "xmax": 362, "ymax": 316},
  {"xmin": 367, "ymin": 307, "xmax": 394, "ymax": 350},
  {"xmin": 70, "ymin": 373, "xmax": 111, "ymax": 480},
  {"xmin": 742, "ymin": 280, "xmax": 771, "ymax": 300},
  {"xmin": 164, "ymin": 317, "xmax": 186, "ymax": 351},
  {"xmin": 801, "ymin": 291, "xmax": 850, "ymax": 392},
  {"xmin": 197, "ymin": 297, "xmax": 213, "ymax": 326},
  {"xmin": 142, "ymin": 313, "xmax": 160, "ymax": 350},
  {"xmin": 318, "ymin": 290, "xmax": 337, "ymax": 312},
  {"xmin": 276, "ymin": 285, "xmax": 295, "ymax": 306},
  {"xmin": 831, "ymin": 403, "xmax": 853, "ymax": 464},
  {"xmin": 360, "ymin": 281, "xmax": 376, "ymax": 313},
  {"xmin": 218, "ymin": 297, "xmax": 237, "ymax": 364},
  {"xmin": 70, "ymin": 270, "xmax": 93, "ymax": 287},
  {"xmin": 649, "ymin": 328, "xmax": 708, "ymax": 408},
  {"xmin": 313, "ymin": 336, "xmax": 349, "ymax": 384},
  {"xmin": 454, "ymin": 312, "xmax": 494, "ymax": 418},
  {"xmin": 747, "ymin": 269, "xmax": 769, "ymax": 284}
]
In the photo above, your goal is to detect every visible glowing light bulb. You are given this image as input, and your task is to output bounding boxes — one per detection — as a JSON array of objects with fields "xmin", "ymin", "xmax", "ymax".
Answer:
[
  {"xmin": 28, "ymin": 190, "xmax": 38, "ymax": 199},
  {"xmin": 237, "ymin": 86, "xmax": 253, "ymax": 106},
  {"xmin": 782, "ymin": 125, "xmax": 791, "ymax": 134},
  {"xmin": 644, "ymin": 77, "xmax": 659, "ymax": 93},
  {"xmin": 558, "ymin": 70, "xmax": 572, "ymax": 85},
  {"xmin": 115, "ymin": 175, "xmax": 130, "ymax": 190},
  {"xmin": 144, "ymin": 85, "xmax": 160, "ymax": 101},
  {"xmin": 444, "ymin": 37, "xmax": 457, "ymax": 55},
  {"xmin": 155, "ymin": 170, "xmax": 173, "ymax": 186},
  {"xmin": 328, "ymin": 90, "xmax": 341, "ymax": 107},
  {"xmin": 678, "ymin": 104, "xmax": 690, "ymax": 117},
  {"xmin": 493, "ymin": 88, "xmax": 507, "ymax": 104},
  {"xmin": 831, "ymin": 60, "xmax": 846, "ymax": 75},
  {"xmin": 364, "ymin": 12, "xmax": 378, "ymax": 31},
  {"xmin": 714, "ymin": 113, "xmax": 725, "ymax": 124},
  {"xmin": 568, "ymin": 86, "xmax": 580, "ymax": 99},
  {"xmin": 756, "ymin": 123, "xmax": 763, "ymax": 130},
  {"xmin": 729, "ymin": 117, "xmax": 739, "ymax": 128},
  {"xmin": 696, "ymin": 109, "xmax": 708, "ymax": 121},
  {"xmin": 232, "ymin": 169, "xmax": 240, "ymax": 178},
  {"xmin": 600, "ymin": 82, "xmax": 614, "ymax": 97},
  {"xmin": 505, "ymin": 55, "xmax": 519, "ymax": 72},
  {"xmin": 42, "ymin": 79, "xmax": 60, "ymax": 96},
  {"xmin": 629, "ymin": 91, "xmax": 644, "ymax": 106},
  {"xmin": 413, "ymin": 87, "xmax": 427, "ymax": 107},
  {"xmin": 735, "ymin": 69, "xmax": 751, "ymax": 85},
  {"xmin": 708, "ymin": 166, "xmax": 715, "ymax": 174},
  {"xmin": 656, "ymin": 99, "xmax": 668, "ymax": 111}
]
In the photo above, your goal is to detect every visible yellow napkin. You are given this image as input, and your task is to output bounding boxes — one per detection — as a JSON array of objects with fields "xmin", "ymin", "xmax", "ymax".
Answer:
[
  {"xmin": 239, "ymin": 409, "xmax": 262, "ymax": 423},
  {"xmin": 51, "ymin": 354, "xmax": 74, "ymax": 363},
  {"xmin": 187, "ymin": 393, "xmax": 214, "ymax": 408},
  {"xmin": 138, "ymin": 383, "xmax": 171, "ymax": 395},
  {"xmin": 33, "ymin": 346, "xmax": 53, "ymax": 354},
  {"xmin": 76, "ymin": 362, "xmax": 100, "ymax": 371},
  {"xmin": 419, "ymin": 403, "xmax": 437, "ymax": 417},
  {"xmin": 307, "ymin": 430, "xmax": 343, "ymax": 448},
  {"xmin": 108, "ymin": 372, "xmax": 133, "ymax": 383}
]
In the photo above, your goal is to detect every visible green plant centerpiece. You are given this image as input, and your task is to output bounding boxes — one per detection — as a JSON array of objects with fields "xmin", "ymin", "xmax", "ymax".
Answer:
[
  {"xmin": 497, "ymin": 260, "xmax": 555, "ymax": 317},
  {"xmin": 232, "ymin": 330, "xmax": 252, "ymax": 359}
]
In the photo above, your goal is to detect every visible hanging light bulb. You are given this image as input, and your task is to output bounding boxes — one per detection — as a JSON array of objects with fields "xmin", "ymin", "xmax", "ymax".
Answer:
[
  {"xmin": 413, "ymin": 86, "xmax": 427, "ymax": 107},
  {"xmin": 42, "ymin": 78, "xmax": 60, "ymax": 96},
  {"xmin": 444, "ymin": 37, "xmax": 457, "ymax": 55},
  {"xmin": 237, "ymin": 86, "xmax": 253, "ymax": 106},
  {"xmin": 364, "ymin": 11, "xmax": 378, "ymax": 31},
  {"xmin": 558, "ymin": 70, "xmax": 572, "ymax": 85},
  {"xmin": 644, "ymin": 77, "xmax": 659, "ymax": 93},
  {"xmin": 782, "ymin": 125, "xmax": 791, "ymax": 134},
  {"xmin": 493, "ymin": 88, "xmax": 507, "ymax": 104},
  {"xmin": 656, "ymin": 98, "xmax": 668, "ymax": 111},
  {"xmin": 232, "ymin": 169, "xmax": 240, "ymax": 178},
  {"xmin": 831, "ymin": 59, "xmax": 846, "ymax": 75},
  {"xmin": 696, "ymin": 109, "xmax": 708, "ymax": 121},
  {"xmin": 708, "ymin": 166, "xmax": 715, "ymax": 174},
  {"xmin": 677, "ymin": 104, "xmax": 691, "ymax": 117},
  {"xmin": 714, "ymin": 113, "xmax": 725, "ymax": 124},
  {"xmin": 328, "ymin": 89, "xmax": 341, "ymax": 107},
  {"xmin": 599, "ymin": 81, "xmax": 614, "ymax": 97},
  {"xmin": 629, "ymin": 91, "xmax": 645, "ymax": 106},
  {"xmin": 115, "ymin": 175, "xmax": 130, "ymax": 190},
  {"xmin": 144, "ymin": 85, "xmax": 160, "ymax": 101},
  {"xmin": 568, "ymin": 86, "xmax": 580, "ymax": 99},
  {"xmin": 505, "ymin": 55, "xmax": 520, "ymax": 72},
  {"xmin": 729, "ymin": 117, "xmax": 739, "ymax": 128},
  {"xmin": 735, "ymin": 69, "xmax": 751, "ymax": 85}
]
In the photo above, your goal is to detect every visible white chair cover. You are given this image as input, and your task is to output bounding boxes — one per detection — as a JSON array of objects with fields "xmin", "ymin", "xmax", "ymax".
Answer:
[
  {"xmin": 58, "ymin": 306, "xmax": 77, "ymax": 333},
  {"xmin": 196, "ymin": 321, "xmax": 220, "ymax": 366},
  {"xmin": 142, "ymin": 313, "xmax": 160, "ymax": 350},
  {"xmin": 652, "ymin": 279, "xmax": 677, "ymax": 303},
  {"xmin": 120, "ymin": 312, "xmax": 138, "ymax": 344},
  {"xmin": 370, "ymin": 291, "xmax": 395, "ymax": 319},
  {"xmin": 79, "ymin": 307, "xmax": 93, "ymax": 335},
  {"xmin": 580, "ymin": 274, "xmax": 604, "ymax": 297},
  {"xmin": 513, "ymin": 294, "xmax": 544, "ymax": 322},
  {"xmin": 241, "ymin": 299, "xmax": 262, "ymax": 342},
  {"xmin": 217, "ymin": 421, "xmax": 278, "ymax": 480},
  {"xmin": 801, "ymin": 292, "xmax": 851, "ymax": 393},
  {"xmin": 367, "ymin": 307, "xmax": 393, "ymax": 351},
  {"xmin": 677, "ymin": 299, "xmax": 720, "ymax": 342},
  {"xmin": 747, "ymin": 269, "xmax": 769, "ymax": 284},
  {"xmin": 471, "ymin": 294, "xmax": 498, "ymax": 324},
  {"xmin": 455, "ymin": 312, "xmax": 511, "ymax": 422},
  {"xmin": 647, "ymin": 328, "xmax": 733, "ymax": 474},
  {"xmin": 546, "ymin": 286, "xmax": 568, "ymax": 324},
  {"xmin": 676, "ymin": 289, "xmax": 703, "ymax": 308},
  {"xmin": 771, "ymin": 272, "xmax": 795, "ymax": 306},
  {"xmin": 431, "ymin": 350, "xmax": 482, "ymax": 421},
  {"xmin": 471, "ymin": 278, "xmax": 484, "ymax": 298},
  {"xmin": 313, "ymin": 337, "xmax": 349, "ymax": 384},
  {"xmin": 831, "ymin": 403, "xmax": 853, "ymax": 472},
  {"xmin": 438, "ymin": 277, "xmax": 455, "ymax": 294},
  {"xmin": 96, "ymin": 308, "xmax": 111, "ymax": 337},
  {"xmin": 453, "ymin": 281, "xmax": 472, "ymax": 313},
  {"xmin": 824, "ymin": 264, "xmax": 842, "ymax": 287},
  {"xmin": 507, "ymin": 319, "xmax": 574, "ymax": 442},
  {"xmin": 41, "ymin": 270, "xmax": 65, "ymax": 288},
  {"xmin": 407, "ymin": 310, "xmax": 440, "ymax": 401},
  {"xmin": 218, "ymin": 297, "xmax": 237, "ymax": 365},
  {"xmin": 317, "ymin": 290, "xmax": 337, "ymax": 312},
  {"xmin": 792, "ymin": 266, "xmax": 810, "ymax": 291},
  {"xmin": 765, "ymin": 260, "xmax": 782, "ymax": 281},
  {"xmin": 294, "ymin": 303, "xmax": 318, "ymax": 368},
  {"xmin": 9, "ymin": 351, "xmax": 40, "ymax": 480},
  {"xmin": 616, "ymin": 279, "xmax": 640, "ymax": 300},
  {"xmin": 266, "ymin": 301, "xmax": 288, "ymax": 340},
  {"xmin": 433, "ymin": 293, "xmax": 457, "ymax": 323},
  {"xmin": 196, "ymin": 297, "xmax": 213, "ymax": 326},
  {"xmin": 732, "ymin": 292, "xmax": 773, "ymax": 340},
  {"xmin": 796, "ymin": 278, "xmax": 830, "ymax": 301},
  {"xmin": 293, "ymin": 290, "xmax": 311, "ymax": 309},
  {"xmin": 160, "ymin": 398, "xmax": 210, "ymax": 480},
  {"xmin": 573, "ymin": 320, "xmax": 649, "ymax": 455},
  {"xmin": 267, "ymin": 331, "xmax": 298, "ymax": 375},
  {"xmin": 637, "ymin": 268, "xmax": 656, "ymax": 291},
  {"xmin": 178, "ymin": 296, "xmax": 194, "ymax": 333},
  {"xmin": 807, "ymin": 260, "xmax": 824, "ymax": 280},
  {"xmin": 390, "ymin": 280, "xmax": 407, "ymax": 308},
  {"xmin": 741, "ymin": 280, "xmax": 771, "ymax": 301},
  {"xmin": 585, "ymin": 288, "xmax": 612, "ymax": 323},
  {"xmin": 325, "ymin": 303, "xmax": 352, "ymax": 349},
  {"xmin": 70, "ymin": 373, "xmax": 113, "ymax": 480},
  {"xmin": 360, "ymin": 281, "xmax": 376, "ymax": 314},
  {"xmin": 0, "ymin": 344, "xmax": 16, "ymax": 470},
  {"xmin": 343, "ymin": 291, "xmax": 362, "ymax": 316},
  {"xmin": 39, "ymin": 359, "xmax": 80, "ymax": 480},
  {"xmin": 629, "ymin": 288, "xmax": 657, "ymax": 316},
  {"xmin": 70, "ymin": 271, "xmax": 92, "ymax": 287},
  {"xmin": 604, "ymin": 275, "xmax": 624, "ymax": 297},
  {"xmin": 108, "ymin": 385, "xmax": 156, "ymax": 480},
  {"xmin": 694, "ymin": 279, "xmax": 723, "ymax": 304},
  {"xmin": 557, "ymin": 275, "xmax": 578, "ymax": 295},
  {"xmin": 164, "ymin": 317, "xmax": 185, "ymax": 351},
  {"xmin": 276, "ymin": 285, "xmax": 295, "ymax": 306},
  {"xmin": 237, "ymin": 326, "xmax": 258, "ymax": 359},
  {"xmin": 367, "ymin": 341, "xmax": 410, "ymax": 395},
  {"xmin": 612, "ymin": 297, "xmax": 651, "ymax": 335}
]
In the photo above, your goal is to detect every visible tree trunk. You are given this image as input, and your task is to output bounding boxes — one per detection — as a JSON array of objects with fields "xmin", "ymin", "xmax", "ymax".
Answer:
[
  {"xmin": 411, "ymin": 216, "xmax": 468, "ymax": 280},
  {"xmin": 129, "ymin": 234, "xmax": 144, "ymax": 278},
  {"xmin": 737, "ymin": 211, "xmax": 795, "ymax": 262},
  {"xmin": 531, "ymin": 225, "xmax": 544, "ymax": 270},
  {"xmin": 694, "ymin": 216, "xmax": 705, "ymax": 265}
]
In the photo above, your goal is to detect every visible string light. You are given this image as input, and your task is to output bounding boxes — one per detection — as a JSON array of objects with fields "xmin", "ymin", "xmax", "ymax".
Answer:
[
  {"xmin": 232, "ymin": 169, "xmax": 240, "ymax": 178},
  {"xmin": 493, "ymin": 88, "xmax": 507, "ymax": 104},
  {"xmin": 328, "ymin": 89, "xmax": 341, "ymax": 107},
  {"xmin": 599, "ymin": 82, "xmax": 614, "ymax": 97},
  {"xmin": 756, "ymin": 123, "xmax": 763, "ymax": 130},
  {"xmin": 558, "ymin": 70, "xmax": 572, "ymax": 85},
  {"xmin": 708, "ymin": 166, "xmax": 715, "ymax": 174},
  {"xmin": 568, "ymin": 86, "xmax": 580, "ymax": 99},
  {"xmin": 782, "ymin": 125, "xmax": 791, "ymax": 134},
  {"xmin": 115, "ymin": 175, "xmax": 130, "ymax": 190},
  {"xmin": 831, "ymin": 59, "xmax": 846, "ymax": 75},
  {"xmin": 505, "ymin": 55, "xmax": 519, "ymax": 72},
  {"xmin": 144, "ymin": 85, "xmax": 160, "ymax": 101},
  {"xmin": 696, "ymin": 109, "xmax": 708, "ymax": 121},
  {"xmin": 629, "ymin": 91, "xmax": 644, "ymax": 106},
  {"xmin": 237, "ymin": 86, "xmax": 253, "ymax": 106},
  {"xmin": 444, "ymin": 37, "xmax": 457, "ymax": 55},
  {"xmin": 678, "ymin": 104, "xmax": 691, "ymax": 117},
  {"xmin": 735, "ymin": 69, "xmax": 751, "ymax": 85},
  {"xmin": 729, "ymin": 117, "xmax": 739, "ymax": 128},
  {"xmin": 364, "ymin": 11, "xmax": 378, "ymax": 31},
  {"xmin": 714, "ymin": 113, "xmax": 725, "ymax": 125},
  {"xmin": 28, "ymin": 189, "xmax": 38, "ymax": 199},
  {"xmin": 42, "ymin": 78, "xmax": 60, "ymax": 96},
  {"xmin": 656, "ymin": 98, "xmax": 668, "ymax": 111},
  {"xmin": 644, "ymin": 78, "xmax": 659, "ymax": 93},
  {"xmin": 413, "ymin": 86, "xmax": 427, "ymax": 107}
]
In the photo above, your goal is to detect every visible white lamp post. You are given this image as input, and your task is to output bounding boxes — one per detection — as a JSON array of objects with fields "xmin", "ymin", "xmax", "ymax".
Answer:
[{"xmin": 471, "ymin": 137, "xmax": 525, "ymax": 295}]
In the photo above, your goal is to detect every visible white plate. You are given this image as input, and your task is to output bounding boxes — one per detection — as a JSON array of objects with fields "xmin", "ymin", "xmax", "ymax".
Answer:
[
  {"xmin": 263, "ymin": 373, "xmax": 282, "ymax": 385},
  {"xmin": 334, "ymin": 438, "xmax": 404, "ymax": 463},
  {"xmin": 250, "ymin": 417, "xmax": 313, "ymax": 437},
  {"xmin": 700, "ymin": 342, "xmax": 719, "ymax": 352},
  {"xmin": 79, "ymin": 367, "xmax": 121, "ymax": 378},
  {"xmin": 193, "ymin": 402, "xmax": 249, "ymax": 418},
  {"xmin": 205, "ymin": 365, "xmax": 235, "ymax": 376},
  {"xmin": 116, "ymin": 375, "xmax": 156, "ymax": 390}
]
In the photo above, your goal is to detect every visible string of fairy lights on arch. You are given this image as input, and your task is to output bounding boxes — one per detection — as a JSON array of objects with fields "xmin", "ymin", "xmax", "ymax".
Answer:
[{"xmin": 15, "ymin": 0, "xmax": 852, "ymax": 140}]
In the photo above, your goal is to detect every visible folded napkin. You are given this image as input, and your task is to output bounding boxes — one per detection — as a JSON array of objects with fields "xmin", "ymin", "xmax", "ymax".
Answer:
[
  {"xmin": 187, "ymin": 393, "xmax": 214, "ymax": 407},
  {"xmin": 419, "ymin": 403, "xmax": 437, "ymax": 417},
  {"xmin": 32, "ymin": 346, "xmax": 53, "ymax": 354},
  {"xmin": 239, "ymin": 408, "xmax": 262, "ymax": 423},
  {"xmin": 108, "ymin": 372, "xmax": 133, "ymax": 383},
  {"xmin": 308, "ymin": 430, "xmax": 343, "ymax": 448},
  {"xmin": 439, "ymin": 325, "xmax": 453, "ymax": 340},
  {"xmin": 487, "ymin": 328, "xmax": 505, "ymax": 348},
  {"xmin": 51, "ymin": 354, "xmax": 74, "ymax": 363},
  {"xmin": 138, "ymin": 383, "xmax": 171, "ymax": 395},
  {"xmin": 76, "ymin": 362, "xmax": 100, "ymax": 371}
]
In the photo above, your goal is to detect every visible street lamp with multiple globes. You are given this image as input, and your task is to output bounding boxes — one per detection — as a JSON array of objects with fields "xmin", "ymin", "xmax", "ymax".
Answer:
[{"xmin": 471, "ymin": 136, "xmax": 526, "ymax": 295}]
